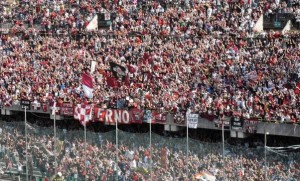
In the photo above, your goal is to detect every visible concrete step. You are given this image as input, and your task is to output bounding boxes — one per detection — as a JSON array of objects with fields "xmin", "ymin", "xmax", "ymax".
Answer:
[{"xmin": 0, "ymin": 174, "xmax": 18, "ymax": 181}]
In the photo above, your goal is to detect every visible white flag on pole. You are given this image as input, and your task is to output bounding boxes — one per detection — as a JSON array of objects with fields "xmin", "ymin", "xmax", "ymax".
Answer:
[
  {"xmin": 82, "ymin": 73, "xmax": 94, "ymax": 99},
  {"xmin": 74, "ymin": 104, "xmax": 93, "ymax": 126},
  {"xmin": 187, "ymin": 113, "xmax": 199, "ymax": 129},
  {"xmin": 51, "ymin": 102, "xmax": 57, "ymax": 115},
  {"xmin": 86, "ymin": 15, "xmax": 98, "ymax": 31}
]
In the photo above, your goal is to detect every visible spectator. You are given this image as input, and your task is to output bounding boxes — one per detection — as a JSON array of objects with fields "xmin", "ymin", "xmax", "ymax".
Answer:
[{"xmin": 0, "ymin": 121, "xmax": 299, "ymax": 180}]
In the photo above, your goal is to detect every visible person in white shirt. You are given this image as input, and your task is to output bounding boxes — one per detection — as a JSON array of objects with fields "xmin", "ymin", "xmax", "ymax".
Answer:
[{"xmin": 207, "ymin": 6, "xmax": 212, "ymax": 19}]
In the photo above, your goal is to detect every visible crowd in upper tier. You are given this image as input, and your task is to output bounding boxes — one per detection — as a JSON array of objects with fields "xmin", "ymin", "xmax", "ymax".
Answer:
[{"xmin": 0, "ymin": 0, "xmax": 299, "ymax": 123}]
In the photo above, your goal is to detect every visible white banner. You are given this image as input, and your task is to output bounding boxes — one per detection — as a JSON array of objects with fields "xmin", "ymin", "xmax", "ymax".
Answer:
[
  {"xmin": 86, "ymin": 15, "xmax": 98, "ymax": 31},
  {"xmin": 187, "ymin": 113, "xmax": 199, "ymax": 129},
  {"xmin": 104, "ymin": 13, "xmax": 110, "ymax": 21},
  {"xmin": 253, "ymin": 15, "xmax": 263, "ymax": 33},
  {"xmin": 91, "ymin": 60, "xmax": 97, "ymax": 74}
]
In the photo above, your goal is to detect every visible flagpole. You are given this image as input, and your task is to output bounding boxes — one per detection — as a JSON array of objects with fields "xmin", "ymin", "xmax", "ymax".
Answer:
[
  {"xmin": 84, "ymin": 123, "xmax": 87, "ymax": 181},
  {"xmin": 25, "ymin": 107, "xmax": 28, "ymax": 181},
  {"xmin": 54, "ymin": 104, "xmax": 57, "ymax": 176},
  {"xmin": 116, "ymin": 119, "xmax": 118, "ymax": 181},
  {"xmin": 264, "ymin": 131, "xmax": 269, "ymax": 181},
  {"xmin": 222, "ymin": 122, "xmax": 225, "ymax": 179},
  {"xmin": 186, "ymin": 116, "xmax": 189, "ymax": 179},
  {"xmin": 81, "ymin": 68, "xmax": 94, "ymax": 181},
  {"xmin": 150, "ymin": 118, "xmax": 152, "ymax": 181}
]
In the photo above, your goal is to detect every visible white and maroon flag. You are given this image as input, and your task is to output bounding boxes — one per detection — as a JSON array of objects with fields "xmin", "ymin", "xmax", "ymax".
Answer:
[
  {"xmin": 248, "ymin": 0, "xmax": 252, "ymax": 7},
  {"xmin": 41, "ymin": 103, "xmax": 48, "ymax": 112},
  {"xmin": 60, "ymin": 102, "xmax": 74, "ymax": 116},
  {"xmin": 4, "ymin": 96, "xmax": 12, "ymax": 107},
  {"xmin": 32, "ymin": 100, "xmax": 41, "ymax": 110},
  {"xmin": 51, "ymin": 102, "xmax": 60, "ymax": 115},
  {"xmin": 74, "ymin": 104, "xmax": 93, "ymax": 126},
  {"xmin": 81, "ymin": 73, "xmax": 93, "ymax": 99},
  {"xmin": 86, "ymin": 14, "xmax": 98, "ymax": 31}
]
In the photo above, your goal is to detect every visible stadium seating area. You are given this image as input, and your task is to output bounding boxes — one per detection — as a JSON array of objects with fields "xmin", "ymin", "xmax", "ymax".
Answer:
[
  {"xmin": 0, "ymin": 0, "xmax": 300, "ymax": 123},
  {"xmin": 0, "ymin": 1, "xmax": 300, "ymax": 180},
  {"xmin": 0, "ymin": 1, "xmax": 300, "ymax": 123},
  {"xmin": 0, "ymin": 120, "xmax": 299, "ymax": 181}
]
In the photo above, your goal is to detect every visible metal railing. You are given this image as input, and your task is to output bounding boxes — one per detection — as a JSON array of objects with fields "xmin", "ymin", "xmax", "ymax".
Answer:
[{"xmin": 0, "ymin": 121, "xmax": 299, "ymax": 181}]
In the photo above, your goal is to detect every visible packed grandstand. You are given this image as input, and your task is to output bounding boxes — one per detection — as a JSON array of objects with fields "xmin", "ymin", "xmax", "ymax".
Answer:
[
  {"xmin": 0, "ymin": 115, "xmax": 299, "ymax": 181},
  {"xmin": 0, "ymin": 0, "xmax": 299, "ymax": 122},
  {"xmin": 0, "ymin": 0, "xmax": 300, "ymax": 180}
]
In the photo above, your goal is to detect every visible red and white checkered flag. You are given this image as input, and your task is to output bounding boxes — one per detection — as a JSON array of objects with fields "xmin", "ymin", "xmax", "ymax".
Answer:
[
  {"xmin": 74, "ymin": 104, "xmax": 93, "ymax": 126},
  {"xmin": 51, "ymin": 102, "xmax": 60, "ymax": 115}
]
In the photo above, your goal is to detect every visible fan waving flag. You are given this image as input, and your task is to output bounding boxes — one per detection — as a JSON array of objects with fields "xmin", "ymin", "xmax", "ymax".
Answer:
[
  {"xmin": 86, "ymin": 14, "xmax": 98, "ymax": 31},
  {"xmin": 82, "ymin": 73, "xmax": 93, "ymax": 98},
  {"xmin": 74, "ymin": 104, "xmax": 93, "ymax": 126},
  {"xmin": 294, "ymin": 82, "xmax": 300, "ymax": 95},
  {"xmin": 109, "ymin": 62, "xmax": 127, "ymax": 78},
  {"xmin": 4, "ymin": 96, "xmax": 12, "ymax": 107}
]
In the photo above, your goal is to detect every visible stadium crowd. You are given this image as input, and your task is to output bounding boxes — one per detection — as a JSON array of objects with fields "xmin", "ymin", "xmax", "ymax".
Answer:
[
  {"xmin": 0, "ymin": 0, "xmax": 300, "ymax": 123},
  {"xmin": 0, "ymin": 0, "xmax": 300, "ymax": 181},
  {"xmin": 0, "ymin": 120, "xmax": 299, "ymax": 181}
]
